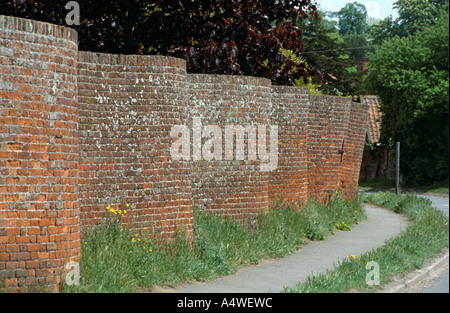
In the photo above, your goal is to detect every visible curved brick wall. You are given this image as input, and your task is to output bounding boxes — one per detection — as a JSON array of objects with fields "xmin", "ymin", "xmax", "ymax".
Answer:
[
  {"xmin": 0, "ymin": 15, "xmax": 79, "ymax": 291},
  {"xmin": 77, "ymin": 51, "xmax": 194, "ymax": 239},
  {"xmin": 269, "ymin": 86, "xmax": 310, "ymax": 206},
  {"xmin": 1, "ymin": 15, "xmax": 370, "ymax": 292},
  {"xmin": 187, "ymin": 74, "xmax": 272, "ymax": 225},
  {"xmin": 307, "ymin": 95, "xmax": 351, "ymax": 203},
  {"xmin": 341, "ymin": 100, "xmax": 369, "ymax": 199}
]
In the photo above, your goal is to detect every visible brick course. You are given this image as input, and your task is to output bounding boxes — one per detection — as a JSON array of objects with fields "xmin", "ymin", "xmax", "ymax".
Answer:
[
  {"xmin": 341, "ymin": 100, "xmax": 369, "ymax": 199},
  {"xmin": 307, "ymin": 95, "xmax": 352, "ymax": 203},
  {"xmin": 187, "ymin": 74, "xmax": 272, "ymax": 225},
  {"xmin": 77, "ymin": 51, "xmax": 194, "ymax": 239},
  {"xmin": 0, "ymin": 15, "xmax": 79, "ymax": 292},
  {"xmin": 269, "ymin": 86, "xmax": 310, "ymax": 207},
  {"xmin": 1, "ymin": 15, "xmax": 368, "ymax": 292}
]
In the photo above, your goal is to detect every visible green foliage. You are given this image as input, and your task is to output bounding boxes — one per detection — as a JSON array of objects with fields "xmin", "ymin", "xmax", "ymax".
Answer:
[
  {"xmin": 333, "ymin": 2, "xmax": 368, "ymax": 36},
  {"xmin": 279, "ymin": 49, "xmax": 323, "ymax": 94},
  {"xmin": 365, "ymin": 10, "xmax": 449, "ymax": 185},
  {"xmin": 297, "ymin": 9, "xmax": 365, "ymax": 96},
  {"xmin": 285, "ymin": 192, "xmax": 449, "ymax": 293},
  {"xmin": 0, "ymin": 0, "xmax": 322, "ymax": 86},
  {"xmin": 330, "ymin": 2, "xmax": 371, "ymax": 96},
  {"xmin": 370, "ymin": 0, "xmax": 449, "ymax": 45},
  {"xmin": 294, "ymin": 79, "xmax": 324, "ymax": 95},
  {"xmin": 369, "ymin": 17, "xmax": 398, "ymax": 46},
  {"xmin": 394, "ymin": 0, "xmax": 443, "ymax": 36},
  {"xmin": 60, "ymin": 193, "xmax": 366, "ymax": 292},
  {"xmin": 343, "ymin": 34, "xmax": 370, "ymax": 59},
  {"xmin": 279, "ymin": 49, "xmax": 324, "ymax": 95}
]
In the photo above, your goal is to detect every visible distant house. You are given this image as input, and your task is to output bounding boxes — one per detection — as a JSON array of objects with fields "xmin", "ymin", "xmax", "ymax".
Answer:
[{"xmin": 359, "ymin": 96, "xmax": 396, "ymax": 182}]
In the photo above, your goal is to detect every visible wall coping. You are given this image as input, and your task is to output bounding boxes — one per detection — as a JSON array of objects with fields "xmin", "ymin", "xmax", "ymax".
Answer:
[{"xmin": 0, "ymin": 14, "xmax": 77, "ymax": 42}]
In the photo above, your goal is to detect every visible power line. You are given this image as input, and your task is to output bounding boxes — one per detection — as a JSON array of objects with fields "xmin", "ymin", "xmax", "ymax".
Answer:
[{"xmin": 301, "ymin": 46, "xmax": 372, "ymax": 54}]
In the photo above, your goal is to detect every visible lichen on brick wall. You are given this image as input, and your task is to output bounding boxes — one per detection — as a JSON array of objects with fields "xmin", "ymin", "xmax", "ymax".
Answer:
[
  {"xmin": 0, "ymin": 15, "xmax": 368, "ymax": 292},
  {"xmin": 0, "ymin": 15, "xmax": 80, "ymax": 292},
  {"xmin": 77, "ymin": 51, "xmax": 194, "ymax": 239},
  {"xmin": 186, "ymin": 74, "xmax": 272, "ymax": 225}
]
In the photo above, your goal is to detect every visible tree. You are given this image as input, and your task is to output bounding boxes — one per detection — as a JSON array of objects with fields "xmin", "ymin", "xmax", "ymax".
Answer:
[
  {"xmin": 0, "ymin": 0, "xmax": 321, "ymax": 86},
  {"xmin": 297, "ymin": 10, "xmax": 363, "ymax": 96},
  {"xmin": 334, "ymin": 2, "xmax": 368, "ymax": 37},
  {"xmin": 368, "ymin": 17, "xmax": 397, "ymax": 46},
  {"xmin": 329, "ymin": 2, "xmax": 371, "ymax": 96},
  {"xmin": 0, "ymin": 0, "xmax": 151, "ymax": 54},
  {"xmin": 370, "ymin": 0, "xmax": 449, "ymax": 45},
  {"xmin": 365, "ymin": 10, "xmax": 449, "ymax": 185},
  {"xmin": 394, "ymin": 0, "xmax": 442, "ymax": 35},
  {"xmin": 146, "ymin": 0, "xmax": 322, "ymax": 85},
  {"xmin": 332, "ymin": 2, "xmax": 370, "ymax": 61}
]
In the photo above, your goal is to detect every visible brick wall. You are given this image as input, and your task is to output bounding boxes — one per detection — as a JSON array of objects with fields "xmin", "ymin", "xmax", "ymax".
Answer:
[
  {"xmin": 187, "ymin": 74, "xmax": 272, "ymax": 225},
  {"xmin": 1, "ymin": 15, "xmax": 369, "ymax": 292},
  {"xmin": 0, "ymin": 15, "xmax": 80, "ymax": 292},
  {"xmin": 269, "ymin": 86, "xmax": 310, "ymax": 207},
  {"xmin": 307, "ymin": 95, "xmax": 352, "ymax": 203},
  {"xmin": 77, "ymin": 51, "xmax": 194, "ymax": 239},
  {"xmin": 341, "ymin": 101, "xmax": 369, "ymax": 199}
]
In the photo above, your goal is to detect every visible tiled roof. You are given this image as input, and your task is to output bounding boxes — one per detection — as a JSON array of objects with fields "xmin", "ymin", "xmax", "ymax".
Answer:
[{"xmin": 364, "ymin": 95, "xmax": 382, "ymax": 143}]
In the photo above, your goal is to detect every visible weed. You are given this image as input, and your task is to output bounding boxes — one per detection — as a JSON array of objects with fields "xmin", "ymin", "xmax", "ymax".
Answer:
[
  {"xmin": 284, "ymin": 192, "xmax": 449, "ymax": 293},
  {"xmin": 60, "ymin": 192, "xmax": 366, "ymax": 293}
]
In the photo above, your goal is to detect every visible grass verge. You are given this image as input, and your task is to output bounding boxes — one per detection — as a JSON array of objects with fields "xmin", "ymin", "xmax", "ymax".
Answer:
[
  {"xmin": 283, "ymin": 191, "xmax": 449, "ymax": 293},
  {"xmin": 358, "ymin": 179, "xmax": 449, "ymax": 195},
  {"xmin": 60, "ymin": 192, "xmax": 366, "ymax": 293}
]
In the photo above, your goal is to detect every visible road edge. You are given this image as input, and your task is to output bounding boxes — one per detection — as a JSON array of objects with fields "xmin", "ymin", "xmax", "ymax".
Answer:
[{"xmin": 383, "ymin": 249, "xmax": 449, "ymax": 293}]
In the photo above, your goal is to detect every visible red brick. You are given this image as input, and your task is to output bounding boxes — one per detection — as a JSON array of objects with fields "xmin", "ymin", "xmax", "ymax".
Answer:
[
  {"xmin": 1, "ymin": 14, "xmax": 368, "ymax": 292},
  {"xmin": 0, "ymin": 15, "xmax": 80, "ymax": 292}
]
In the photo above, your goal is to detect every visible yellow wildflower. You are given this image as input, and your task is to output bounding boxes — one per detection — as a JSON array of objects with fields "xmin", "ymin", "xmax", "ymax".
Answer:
[
  {"xmin": 348, "ymin": 254, "xmax": 356, "ymax": 259},
  {"xmin": 106, "ymin": 204, "xmax": 118, "ymax": 215}
]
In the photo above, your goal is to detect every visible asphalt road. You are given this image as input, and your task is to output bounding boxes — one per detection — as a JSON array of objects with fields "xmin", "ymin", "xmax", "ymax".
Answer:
[
  {"xmin": 416, "ymin": 267, "xmax": 449, "ymax": 293},
  {"xmin": 419, "ymin": 194, "xmax": 449, "ymax": 217},
  {"xmin": 416, "ymin": 194, "xmax": 449, "ymax": 293}
]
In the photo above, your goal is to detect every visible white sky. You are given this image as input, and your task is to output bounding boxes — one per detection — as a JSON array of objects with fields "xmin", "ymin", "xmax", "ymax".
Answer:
[{"xmin": 315, "ymin": 0, "xmax": 399, "ymax": 20}]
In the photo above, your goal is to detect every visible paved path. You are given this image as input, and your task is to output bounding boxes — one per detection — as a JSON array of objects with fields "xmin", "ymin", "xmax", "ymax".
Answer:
[{"xmin": 162, "ymin": 204, "xmax": 410, "ymax": 293}]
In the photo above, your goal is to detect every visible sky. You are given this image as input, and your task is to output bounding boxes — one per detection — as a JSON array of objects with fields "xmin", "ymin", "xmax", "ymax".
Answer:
[{"xmin": 315, "ymin": 0, "xmax": 399, "ymax": 20}]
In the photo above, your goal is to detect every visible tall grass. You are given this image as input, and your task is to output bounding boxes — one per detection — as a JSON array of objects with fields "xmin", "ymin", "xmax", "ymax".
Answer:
[
  {"xmin": 60, "ymin": 192, "xmax": 366, "ymax": 293},
  {"xmin": 284, "ymin": 192, "xmax": 449, "ymax": 293}
]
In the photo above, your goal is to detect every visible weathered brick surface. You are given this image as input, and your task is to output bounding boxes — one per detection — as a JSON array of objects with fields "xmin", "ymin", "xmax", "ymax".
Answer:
[
  {"xmin": 0, "ymin": 15, "xmax": 80, "ymax": 292},
  {"xmin": 307, "ymin": 95, "xmax": 351, "ymax": 203},
  {"xmin": 341, "ymin": 100, "xmax": 369, "ymax": 199},
  {"xmin": 77, "ymin": 51, "xmax": 194, "ymax": 239},
  {"xmin": 1, "ymin": 15, "xmax": 369, "ymax": 292},
  {"xmin": 269, "ymin": 86, "xmax": 310, "ymax": 207},
  {"xmin": 187, "ymin": 74, "xmax": 271, "ymax": 225}
]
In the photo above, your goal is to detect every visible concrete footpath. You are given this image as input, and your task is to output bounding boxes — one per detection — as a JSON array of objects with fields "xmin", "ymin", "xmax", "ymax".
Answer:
[{"xmin": 162, "ymin": 204, "xmax": 411, "ymax": 293}]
